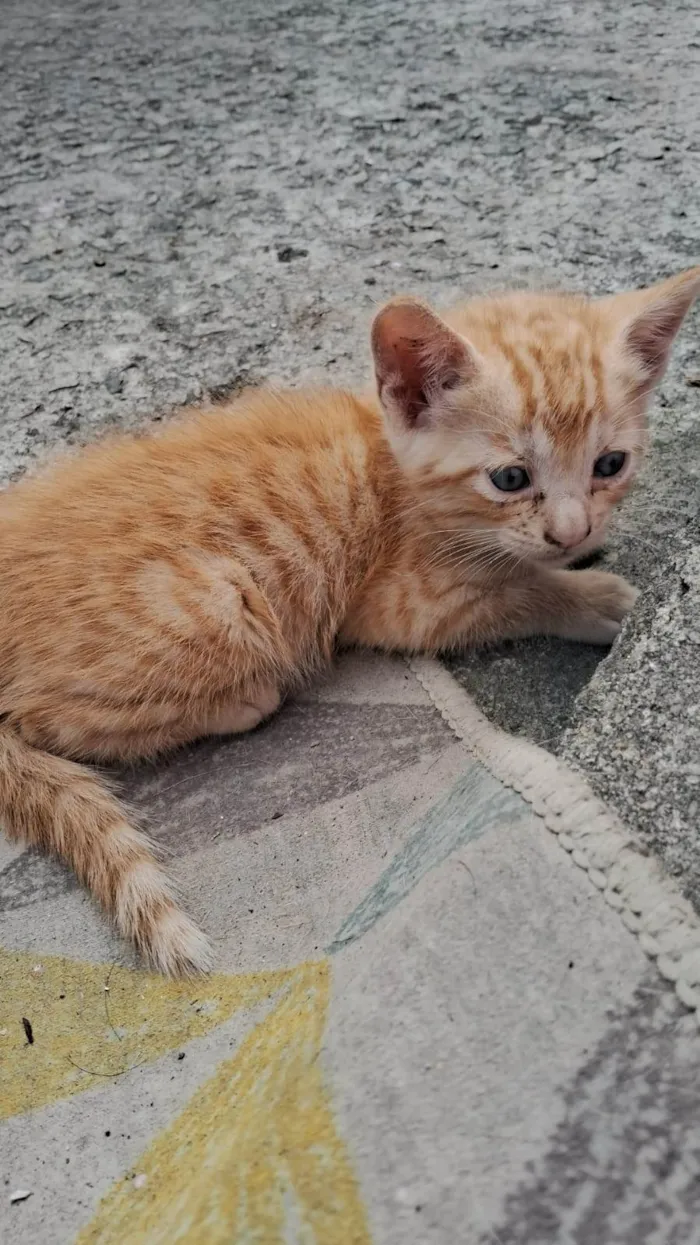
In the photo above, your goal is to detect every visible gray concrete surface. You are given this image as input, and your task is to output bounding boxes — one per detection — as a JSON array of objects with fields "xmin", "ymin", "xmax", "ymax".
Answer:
[{"xmin": 0, "ymin": 0, "xmax": 699, "ymax": 903}]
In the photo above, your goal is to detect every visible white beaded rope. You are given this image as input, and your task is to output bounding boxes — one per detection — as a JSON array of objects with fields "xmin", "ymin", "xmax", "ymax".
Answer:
[{"xmin": 409, "ymin": 656, "xmax": 700, "ymax": 1023}]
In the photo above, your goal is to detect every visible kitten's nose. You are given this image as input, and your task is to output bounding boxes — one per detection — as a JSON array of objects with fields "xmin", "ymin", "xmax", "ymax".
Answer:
[
  {"xmin": 544, "ymin": 528, "xmax": 592, "ymax": 550},
  {"xmin": 545, "ymin": 503, "xmax": 591, "ymax": 550}
]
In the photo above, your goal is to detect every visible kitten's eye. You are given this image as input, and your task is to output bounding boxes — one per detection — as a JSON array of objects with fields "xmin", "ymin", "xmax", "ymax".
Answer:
[
  {"xmin": 593, "ymin": 451, "xmax": 627, "ymax": 479},
  {"xmin": 489, "ymin": 466, "xmax": 531, "ymax": 493}
]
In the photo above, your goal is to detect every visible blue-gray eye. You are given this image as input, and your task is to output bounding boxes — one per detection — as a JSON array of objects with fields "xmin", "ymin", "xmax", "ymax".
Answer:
[
  {"xmin": 490, "ymin": 466, "xmax": 530, "ymax": 492},
  {"xmin": 593, "ymin": 451, "xmax": 626, "ymax": 479}
]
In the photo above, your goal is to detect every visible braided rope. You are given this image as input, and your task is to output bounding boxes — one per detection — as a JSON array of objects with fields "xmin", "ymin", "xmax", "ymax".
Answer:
[{"xmin": 409, "ymin": 657, "xmax": 700, "ymax": 1022}]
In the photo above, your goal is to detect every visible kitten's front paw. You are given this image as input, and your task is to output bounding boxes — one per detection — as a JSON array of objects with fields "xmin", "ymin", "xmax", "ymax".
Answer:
[{"xmin": 560, "ymin": 570, "xmax": 640, "ymax": 645}]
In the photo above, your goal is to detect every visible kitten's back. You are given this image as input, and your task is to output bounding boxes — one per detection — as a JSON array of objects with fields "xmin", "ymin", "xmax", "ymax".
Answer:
[{"xmin": 0, "ymin": 387, "xmax": 391, "ymax": 974}]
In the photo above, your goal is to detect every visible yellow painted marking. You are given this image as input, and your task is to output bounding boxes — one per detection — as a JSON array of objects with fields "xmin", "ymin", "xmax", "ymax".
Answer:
[
  {"xmin": 0, "ymin": 946, "xmax": 291, "ymax": 1121},
  {"xmin": 77, "ymin": 960, "xmax": 372, "ymax": 1245}
]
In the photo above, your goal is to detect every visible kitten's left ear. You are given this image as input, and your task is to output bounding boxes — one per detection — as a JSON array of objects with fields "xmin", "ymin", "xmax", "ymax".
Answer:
[
  {"xmin": 371, "ymin": 298, "xmax": 480, "ymax": 431},
  {"xmin": 604, "ymin": 266, "xmax": 700, "ymax": 389}
]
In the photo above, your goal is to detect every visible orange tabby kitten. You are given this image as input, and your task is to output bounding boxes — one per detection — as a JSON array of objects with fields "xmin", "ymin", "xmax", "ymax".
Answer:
[{"xmin": 1, "ymin": 268, "xmax": 698, "ymax": 975}]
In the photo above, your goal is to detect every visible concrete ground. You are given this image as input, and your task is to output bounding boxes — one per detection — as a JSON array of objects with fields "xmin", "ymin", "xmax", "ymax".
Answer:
[
  {"xmin": 1, "ymin": 0, "xmax": 699, "ymax": 904},
  {"xmin": 1, "ymin": 1, "xmax": 700, "ymax": 1241}
]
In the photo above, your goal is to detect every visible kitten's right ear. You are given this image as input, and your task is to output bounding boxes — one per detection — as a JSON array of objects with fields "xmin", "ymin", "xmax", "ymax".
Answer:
[{"xmin": 371, "ymin": 299, "xmax": 480, "ymax": 431}]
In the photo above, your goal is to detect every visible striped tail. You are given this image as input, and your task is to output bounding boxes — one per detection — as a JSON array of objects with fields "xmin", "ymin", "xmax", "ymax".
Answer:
[{"xmin": 0, "ymin": 719, "xmax": 211, "ymax": 976}]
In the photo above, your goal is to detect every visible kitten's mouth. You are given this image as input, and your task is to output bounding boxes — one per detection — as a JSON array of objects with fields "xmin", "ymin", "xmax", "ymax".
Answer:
[
  {"xmin": 514, "ymin": 543, "xmax": 584, "ymax": 569},
  {"xmin": 536, "ymin": 548, "xmax": 585, "ymax": 567},
  {"xmin": 538, "ymin": 547, "xmax": 578, "ymax": 564},
  {"xmin": 502, "ymin": 530, "xmax": 604, "ymax": 568},
  {"xmin": 533, "ymin": 535, "xmax": 603, "ymax": 567}
]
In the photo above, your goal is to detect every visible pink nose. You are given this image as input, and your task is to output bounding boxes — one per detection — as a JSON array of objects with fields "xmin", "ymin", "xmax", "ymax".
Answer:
[
  {"xmin": 544, "ymin": 502, "xmax": 591, "ymax": 549},
  {"xmin": 544, "ymin": 523, "xmax": 592, "ymax": 550}
]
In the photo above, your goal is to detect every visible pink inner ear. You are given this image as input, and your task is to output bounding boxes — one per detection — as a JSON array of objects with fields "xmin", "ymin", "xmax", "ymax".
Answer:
[
  {"xmin": 627, "ymin": 303, "xmax": 690, "ymax": 379},
  {"xmin": 620, "ymin": 267, "xmax": 700, "ymax": 385},
  {"xmin": 372, "ymin": 301, "xmax": 475, "ymax": 428}
]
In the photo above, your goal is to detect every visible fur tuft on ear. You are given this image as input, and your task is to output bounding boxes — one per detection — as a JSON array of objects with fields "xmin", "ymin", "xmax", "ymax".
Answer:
[
  {"xmin": 371, "ymin": 298, "xmax": 480, "ymax": 431},
  {"xmin": 604, "ymin": 266, "xmax": 700, "ymax": 389}
]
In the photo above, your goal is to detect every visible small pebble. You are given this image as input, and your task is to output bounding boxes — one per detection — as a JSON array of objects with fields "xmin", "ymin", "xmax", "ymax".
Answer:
[
  {"xmin": 10, "ymin": 1190, "xmax": 32, "ymax": 1204},
  {"xmin": 635, "ymin": 139, "xmax": 665, "ymax": 160},
  {"xmin": 104, "ymin": 369, "xmax": 124, "ymax": 395}
]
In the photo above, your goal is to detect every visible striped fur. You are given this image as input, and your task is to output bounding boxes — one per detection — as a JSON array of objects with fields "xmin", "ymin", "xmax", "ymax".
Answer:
[{"xmin": 0, "ymin": 269, "xmax": 697, "ymax": 973}]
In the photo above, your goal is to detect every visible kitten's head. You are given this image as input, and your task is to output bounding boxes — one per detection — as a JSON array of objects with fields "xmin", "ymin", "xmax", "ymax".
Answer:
[{"xmin": 372, "ymin": 268, "xmax": 700, "ymax": 565}]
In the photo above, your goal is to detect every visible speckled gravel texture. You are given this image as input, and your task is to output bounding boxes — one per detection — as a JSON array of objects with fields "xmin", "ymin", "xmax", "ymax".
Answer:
[{"xmin": 1, "ymin": 0, "xmax": 699, "ymax": 903}]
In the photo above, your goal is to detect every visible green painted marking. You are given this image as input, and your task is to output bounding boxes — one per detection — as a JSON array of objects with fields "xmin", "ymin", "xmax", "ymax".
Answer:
[{"xmin": 327, "ymin": 762, "xmax": 528, "ymax": 954}]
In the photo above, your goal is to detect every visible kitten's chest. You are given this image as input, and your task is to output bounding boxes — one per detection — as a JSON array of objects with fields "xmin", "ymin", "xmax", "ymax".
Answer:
[{"xmin": 341, "ymin": 538, "xmax": 487, "ymax": 652}]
